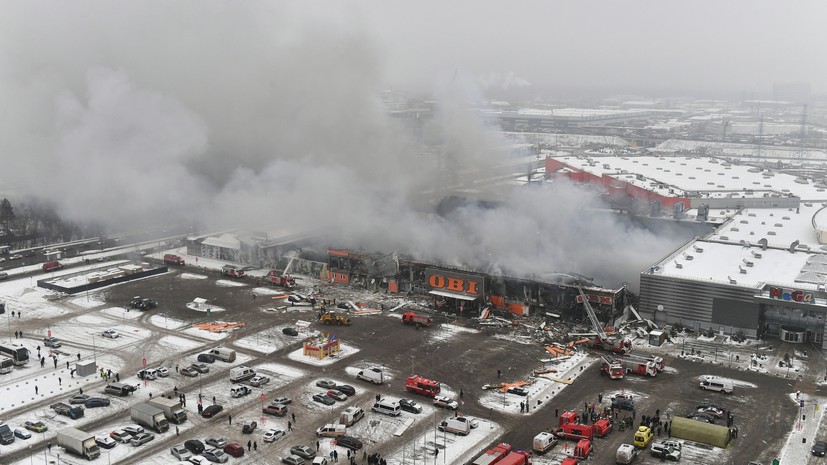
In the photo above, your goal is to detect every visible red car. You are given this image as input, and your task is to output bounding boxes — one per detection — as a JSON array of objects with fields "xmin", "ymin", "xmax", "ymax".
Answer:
[{"xmin": 224, "ymin": 443, "xmax": 245, "ymax": 458}]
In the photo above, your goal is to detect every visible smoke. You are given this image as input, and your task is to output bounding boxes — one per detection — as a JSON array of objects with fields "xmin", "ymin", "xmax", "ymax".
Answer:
[{"xmin": 0, "ymin": 1, "xmax": 689, "ymax": 290}]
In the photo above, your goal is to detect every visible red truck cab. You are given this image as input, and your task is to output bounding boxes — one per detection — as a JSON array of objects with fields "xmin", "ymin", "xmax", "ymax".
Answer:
[
  {"xmin": 42, "ymin": 261, "xmax": 63, "ymax": 272},
  {"xmin": 163, "ymin": 254, "xmax": 185, "ymax": 266}
]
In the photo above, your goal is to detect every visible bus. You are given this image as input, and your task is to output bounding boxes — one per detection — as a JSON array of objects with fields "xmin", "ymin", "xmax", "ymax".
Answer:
[
  {"xmin": 0, "ymin": 356, "xmax": 13, "ymax": 374},
  {"xmin": 0, "ymin": 342, "xmax": 29, "ymax": 366}
]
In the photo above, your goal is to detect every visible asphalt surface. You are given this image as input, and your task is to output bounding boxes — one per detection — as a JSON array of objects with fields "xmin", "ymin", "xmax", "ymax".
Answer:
[{"xmin": 3, "ymin": 266, "xmax": 807, "ymax": 464}]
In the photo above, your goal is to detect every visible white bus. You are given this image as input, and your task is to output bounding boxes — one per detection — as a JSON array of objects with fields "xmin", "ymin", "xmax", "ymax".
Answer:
[
  {"xmin": 0, "ymin": 342, "xmax": 29, "ymax": 366},
  {"xmin": 0, "ymin": 356, "xmax": 13, "ymax": 374}
]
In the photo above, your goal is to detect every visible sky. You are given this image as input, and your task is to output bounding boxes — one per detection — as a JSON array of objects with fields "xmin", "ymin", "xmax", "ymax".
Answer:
[{"xmin": 0, "ymin": 0, "xmax": 822, "ymax": 289}]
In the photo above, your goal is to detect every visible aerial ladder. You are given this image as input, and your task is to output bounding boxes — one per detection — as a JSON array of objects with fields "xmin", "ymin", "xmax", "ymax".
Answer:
[{"xmin": 578, "ymin": 288, "xmax": 631, "ymax": 355}]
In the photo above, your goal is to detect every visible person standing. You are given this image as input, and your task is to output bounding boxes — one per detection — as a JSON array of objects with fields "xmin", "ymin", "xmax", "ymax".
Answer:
[
  {"xmin": 253, "ymin": 441, "xmax": 258, "ymax": 451},
  {"xmin": 228, "ymin": 415, "xmax": 232, "ymax": 425},
  {"xmin": 247, "ymin": 440, "xmax": 252, "ymax": 451}
]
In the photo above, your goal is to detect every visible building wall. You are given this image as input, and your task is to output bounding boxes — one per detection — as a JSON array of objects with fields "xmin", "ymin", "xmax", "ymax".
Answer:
[{"xmin": 639, "ymin": 273, "xmax": 761, "ymax": 337}]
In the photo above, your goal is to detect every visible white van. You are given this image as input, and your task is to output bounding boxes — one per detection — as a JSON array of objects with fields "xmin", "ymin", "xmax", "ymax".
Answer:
[
  {"xmin": 371, "ymin": 399, "xmax": 401, "ymax": 416},
  {"xmin": 208, "ymin": 347, "xmax": 237, "ymax": 362},
  {"xmin": 357, "ymin": 367, "xmax": 384, "ymax": 385},
  {"xmin": 438, "ymin": 416, "xmax": 471, "ymax": 436},
  {"xmin": 316, "ymin": 424, "xmax": 347, "ymax": 437},
  {"xmin": 230, "ymin": 366, "xmax": 256, "ymax": 383},
  {"xmin": 699, "ymin": 376, "xmax": 733, "ymax": 393},
  {"xmin": 340, "ymin": 406, "xmax": 365, "ymax": 426}
]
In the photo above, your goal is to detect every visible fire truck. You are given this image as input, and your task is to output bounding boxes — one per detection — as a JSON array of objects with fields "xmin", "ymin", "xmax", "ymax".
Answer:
[
  {"xmin": 600, "ymin": 355, "xmax": 624, "ymax": 379},
  {"xmin": 265, "ymin": 270, "xmax": 296, "ymax": 288},
  {"xmin": 496, "ymin": 451, "xmax": 531, "ymax": 465},
  {"xmin": 618, "ymin": 355, "xmax": 659, "ymax": 377},
  {"xmin": 579, "ymin": 288, "xmax": 631, "ymax": 355},
  {"xmin": 405, "ymin": 375, "xmax": 441, "ymax": 398},
  {"xmin": 221, "ymin": 265, "xmax": 245, "ymax": 278},
  {"xmin": 552, "ymin": 411, "xmax": 593, "ymax": 442},
  {"xmin": 163, "ymin": 254, "xmax": 185, "ymax": 266},
  {"xmin": 401, "ymin": 312, "xmax": 432, "ymax": 327},
  {"xmin": 471, "ymin": 443, "xmax": 512, "ymax": 465}
]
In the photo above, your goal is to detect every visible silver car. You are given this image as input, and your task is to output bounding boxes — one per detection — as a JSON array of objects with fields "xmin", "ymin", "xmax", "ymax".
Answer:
[
  {"xmin": 130, "ymin": 432, "xmax": 155, "ymax": 446},
  {"xmin": 171, "ymin": 445, "xmax": 193, "ymax": 460}
]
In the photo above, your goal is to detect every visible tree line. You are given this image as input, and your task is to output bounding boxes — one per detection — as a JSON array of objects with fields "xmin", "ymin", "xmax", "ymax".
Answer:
[{"xmin": 0, "ymin": 197, "xmax": 104, "ymax": 249}]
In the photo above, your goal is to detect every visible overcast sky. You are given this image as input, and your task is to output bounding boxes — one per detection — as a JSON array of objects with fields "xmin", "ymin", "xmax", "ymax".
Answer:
[{"xmin": 0, "ymin": 0, "xmax": 822, "ymax": 288}]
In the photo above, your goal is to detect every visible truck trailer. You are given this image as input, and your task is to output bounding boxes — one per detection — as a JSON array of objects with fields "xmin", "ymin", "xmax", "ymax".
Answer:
[
  {"xmin": 148, "ymin": 397, "xmax": 187, "ymax": 424},
  {"xmin": 57, "ymin": 428, "xmax": 100, "ymax": 460},
  {"xmin": 131, "ymin": 403, "xmax": 169, "ymax": 433}
]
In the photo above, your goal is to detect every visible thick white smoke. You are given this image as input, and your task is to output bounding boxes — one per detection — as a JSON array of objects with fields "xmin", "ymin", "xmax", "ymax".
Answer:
[{"xmin": 0, "ymin": 1, "xmax": 689, "ymax": 290}]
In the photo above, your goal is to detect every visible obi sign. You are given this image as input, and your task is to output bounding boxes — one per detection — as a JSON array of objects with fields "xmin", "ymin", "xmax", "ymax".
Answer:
[
  {"xmin": 769, "ymin": 286, "xmax": 815, "ymax": 304},
  {"xmin": 426, "ymin": 269, "xmax": 484, "ymax": 298}
]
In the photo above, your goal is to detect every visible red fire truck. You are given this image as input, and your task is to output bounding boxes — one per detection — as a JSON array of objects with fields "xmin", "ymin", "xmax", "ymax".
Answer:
[
  {"xmin": 471, "ymin": 443, "xmax": 513, "ymax": 465},
  {"xmin": 405, "ymin": 375, "xmax": 441, "ymax": 398},
  {"xmin": 265, "ymin": 270, "xmax": 296, "ymax": 288},
  {"xmin": 552, "ymin": 411, "xmax": 594, "ymax": 442},
  {"xmin": 401, "ymin": 312, "xmax": 432, "ymax": 327},
  {"xmin": 496, "ymin": 451, "xmax": 531, "ymax": 465},
  {"xmin": 600, "ymin": 355, "xmax": 624, "ymax": 379},
  {"xmin": 163, "ymin": 254, "xmax": 185, "ymax": 266}
]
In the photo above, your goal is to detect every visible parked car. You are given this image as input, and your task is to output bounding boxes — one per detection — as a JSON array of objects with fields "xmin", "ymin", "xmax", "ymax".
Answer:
[
  {"xmin": 0, "ymin": 272, "xmax": 8, "ymax": 280},
  {"xmin": 334, "ymin": 385, "xmax": 356, "ymax": 396},
  {"xmin": 102, "ymin": 329, "xmax": 120, "ymax": 338},
  {"xmin": 433, "ymin": 396, "xmax": 458, "ymax": 410},
  {"xmin": 399, "ymin": 398, "xmax": 422, "ymax": 414},
  {"xmin": 206, "ymin": 437, "xmax": 228, "ymax": 449},
  {"xmin": 202, "ymin": 404, "xmax": 224, "ymax": 418},
  {"xmin": 110, "ymin": 429, "xmax": 133, "ymax": 443},
  {"xmin": 249, "ymin": 375, "xmax": 270, "ymax": 387},
  {"xmin": 290, "ymin": 445, "xmax": 317, "ymax": 459},
  {"xmin": 197, "ymin": 353, "xmax": 216, "ymax": 363},
  {"xmin": 24, "ymin": 420, "xmax": 48, "ymax": 433},
  {"xmin": 123, "ymin": 425, "xmax": 145, "ymax": 436},
  {"xmin": 272, "ymin": 396, "xmax": 292, "ymax": 405},
  {"xmin": 696, "ymin": 403, "xmax": 725, "ymax": 418},
  {"xmin": 316, "ymin": 380, "xmax": 336, "ymax": 389},
  {"xmin": 185, "ymin": 439, "xmax": 206, "ymax": 454},
  {"xmin": 651, "ymin": 440, "xmax": 682, "ymax": 461},
  {"xmin": 813, "ymin": 441, "xmax": 827, "ymax": 457},
  {"xmin": 156, "ymin": 366, "xmax": 170, "ymax": 377},
  {"xmin": 203, "ymin": 447, "xmax": 230, "ymax": 463},
  {"xmin": 189, "ymin": 455, "xmax": 210, "ymax": 465},
  {"xmin": 69, "ymin": 394, "xmax": 90, "ymax": 404},
  {"xmin": 130, "ymin": 432, "xmax": 155, "ymax": 446},
  {"xmin": 180, "ymin": 366, "xmax": 199, "ymax": 377},
  {"xmin": 263, "ymin": 404, "xmax": 288, "ymax": 416},
  {"xmin": 43, "ymin": 337, "xmax": 62, "ymax": 348},
  {"xmin": 686, "ymin": 412, "xmax": 716, "ymax": 424},
  {"xmin": 327, "ymin": 390, "xmax": 347, "ymax": 402},
  {"xmin": 283, "ymin": 455, "xmax": 306, "ymax": 465},
  {"xmin": 335, "ymin": 436, "xmax": 363, "ymax": 450},
  {"xmin": 242, "ymin": 420, "xmax": 258, "ymax": 434},
  {"xmin": 507, "ymin": 386, "xmax": 528, "ymax": 396},
  {"xmin": 312, "ymin": 393, "xmax": 335, "ymax": 406},
  {"xmin": 96, "ymin": 436, "xmax": 117, "ymax": 449},
  {"xmin": 14, "ymin": 427, "xmax": 32, "ymax": 439},
  {"xmin": 171, "ymin": 445, "xmax": 193, "ymax": 460},
  {"xmin": 263, "ymin": 428, "xmax": 286, "ymax": 443},
  {"xmin": 223, "ymin": 443, "xmax": 245, "ymax": 458},
  {"xmin": 85, "ymin": 397, "xmax": 111, "ymax": 408},
  {"xmin": 190, "ymin": 363, "xmax": 210, "ymax": 374},
  {"xmin": 282, "ymin": 327, "xmax": 299, "ymax": 336}
]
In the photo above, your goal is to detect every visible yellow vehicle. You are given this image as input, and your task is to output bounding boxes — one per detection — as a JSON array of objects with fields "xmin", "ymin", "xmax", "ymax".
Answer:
[
  {"xmin": 319, "ymin": 312, "xmax": 352, "ymax": 326},
  {"xmin": 633, "ymin": 426, "xmax": 653, "ymax": 448}
]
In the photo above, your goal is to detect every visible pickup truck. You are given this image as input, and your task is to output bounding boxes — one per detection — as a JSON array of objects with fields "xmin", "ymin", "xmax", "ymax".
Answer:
[{"xmin": 52, "ymin": 402, "xmax": 85, "ymax": 420}]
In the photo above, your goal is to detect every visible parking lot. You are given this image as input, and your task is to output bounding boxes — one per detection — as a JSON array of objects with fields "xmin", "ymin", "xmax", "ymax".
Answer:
[{"xmin": 0, "ymin": 263, "xmax": 820, "ymax": 464}]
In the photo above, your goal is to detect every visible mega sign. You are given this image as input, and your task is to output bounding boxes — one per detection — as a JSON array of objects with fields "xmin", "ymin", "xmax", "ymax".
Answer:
[
  {"xmin": 769, "ymin": 286, "xmax": 815, "ymax": 303},
  {"xmin": 426, "ymin": 269, "xmax": 484, "ymax": 298}
]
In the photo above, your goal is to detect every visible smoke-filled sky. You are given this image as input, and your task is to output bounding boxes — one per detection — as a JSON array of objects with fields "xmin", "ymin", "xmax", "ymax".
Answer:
[{"xmin": 0, "ymin": 0, "xmax": 817, "ymax": 288}]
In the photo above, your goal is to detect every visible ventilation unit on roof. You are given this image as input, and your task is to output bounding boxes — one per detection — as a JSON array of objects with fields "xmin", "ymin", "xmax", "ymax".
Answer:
[
  {"xmin": 775, "ymin": 223, "xmax": 783, "ymax": 227},
  {"xmin": 693, "ymin": 245, "xmax": 704, "ymax": 253},
  {"xmin": 783, "ymin": 216, "xmax": 790, "ymax": 220},
  {"xmin": 675, "ymin": 261, "xmax": 683, "ymax": 269},
  {"xmin": 728, "ymin": 276, "xmax": 737, "ymax": 284},
  {"xmin": 747, "ymin": 212, "xmax": 757, "ymax": 217},
  {"xmin": 768, "ymin": 231, "xmax": 776, "ymax": 236},
  {"xmin": 742, "ymin": 258, "xmax": 754, "ymax": 267},
  {"xmin": 683, "ymin": 253, "xmax": 694, "ymax": 261},
  {"xmin": 758, "ymin": 238, "xmax": 768, "ymax": 250},
  {"xmin": 720, "ymin": 236, "xmax": 729, "ymax": 240},
  {"xmin": 751, "ymin": 250, "xmax": 762, "ymax": 259},
  {"xmin": 749, "ymin": 231, "xmax": 755, "ymax": 235},
  {"xmin": 740, "ymin": 220, "xmax": 749, "ymax": 224},
  {"xmin": 731, "ymin": 227, "xmax": 740, "ymax": 232},
  {"xmin": 789, "ymin": 240, "xmax": 800, "ymax": 253}
]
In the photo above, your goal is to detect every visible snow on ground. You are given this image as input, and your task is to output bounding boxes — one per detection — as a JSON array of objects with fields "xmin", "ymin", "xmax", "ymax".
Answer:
[
  {"xmin": 253, "ymin": 286, "xmax": 285, "ymax": 295},
  {"xmin": 185, "ymin": 301, "xmax": 227, "ymax": 313},
  {"xmin": 216, "ymin": 279, "xmax": 247, "ymax": 287},
  {"xmin": 101, "ymin": 306, "xmax": 142, "ymax": 320},
  {"xmin": 286, "ymin": 343, "xmax": 360, "ymax": 366},
  {"xmin": 383, "ymin": 416, "xmax": 504, "ymax": 465},
  {"xmin": 69, "ymin": 295, "xmax": 107, "ymax": 308},
  {"xmin": 148, "ymin": 314, "xmax": 187, "ymax": 330},
  {"xmin": 180, "ymin": 272, "xmax": 208, "ymax": 279},
  {"xmin": 430, "ymin": 324, "xmax": 480, "ymax": 343},
  {"xmin": 779, "ymin": 391, "xmax": 826, "ymax": 465},
  {"xmin": 180, "ymin": 326, "xmax": 230, "ymax": 341},
  {"xmin": 234, "ymin": 325, "xmax": 306, "ymax": 354}
]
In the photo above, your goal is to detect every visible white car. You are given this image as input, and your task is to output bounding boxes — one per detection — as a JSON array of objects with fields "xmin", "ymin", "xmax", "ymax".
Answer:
[
  {"xmin": 156, "ymin": 367, "xmax": 170, "ymax": 377},
  {"xmin": 102, "ymin": 329, "xmax": 119, "ymax": 338},
  {"xmin": 249, "ymin": 375, "xmax": 270, "ymax": 387},
  {"xmin": 171, "ymin": 445, "xmax": 192, "ymax": 461},
  {"xmin": 263, "ymin": 429, "xmax": 286, "ymax": 443},
  {"xmin": 433, "ymin": 395, "xmax": 459, "ymax": 410}
]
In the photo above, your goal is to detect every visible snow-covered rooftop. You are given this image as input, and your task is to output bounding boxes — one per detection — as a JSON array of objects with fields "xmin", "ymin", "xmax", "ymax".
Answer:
[
  {"xmin": 709, "ymin": 204, "xmax": 826, "ymax": 250},
  {"xmin": 202, "ymin": 233, "xmax": 241, "ymax": 249}
]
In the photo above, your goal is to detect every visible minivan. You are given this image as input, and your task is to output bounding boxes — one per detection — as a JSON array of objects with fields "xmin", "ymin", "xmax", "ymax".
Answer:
[
  {"xmin": 371, "ymin": 399, "xmax": 401, "ymax": 416},
  {"xmin": 699, "ymin": 376, "xmax": 734, "ymax": 393},
  {"xmin": 316, "ymin": 424, "xmax": 347, "ymax": 437},
  {"xmin": 105, "ymin": 383, "xmax": 136, "ymax": 396},
  {"xmin": 208, "ymin": 347, "xmax": 236, "ymax": 362},
  {"xmin": 0, "ymin": 422, "xmax": 14, "ymax": 444},
  {"xmin": 356, "ymin": 367, "xmax": 384, "ymax": 385}
]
